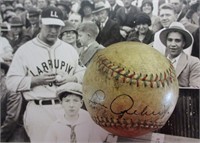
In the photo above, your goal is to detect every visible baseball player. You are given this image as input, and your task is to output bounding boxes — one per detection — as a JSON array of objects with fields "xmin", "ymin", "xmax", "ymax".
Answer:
[{"xmin": 6, "ymin": 6, "xmax": 85, "ymax": 142}]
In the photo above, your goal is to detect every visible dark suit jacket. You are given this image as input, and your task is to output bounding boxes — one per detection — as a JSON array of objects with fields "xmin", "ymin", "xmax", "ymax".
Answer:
[
  {"xmin": 80, "ymin": 41, "xmax": 104, "ymax": 67},
  {"xmin": 116, "ymin": 5, "xmax": 140, "ymax": 27},
  {"xmin": 96, "ymin": 18, "xmax": 122, "ymax": 47},
  {"xmin": 176, "ymin": 52, "xmax": 200, "ymax": 88},
  {"xmin": 10, "ymin": 30, "xmax": 32, "ymax": 53},
  {"xmin": 25, "ymin": 25, "xmax": 41, "ymax": 39},
  {"xmin": 192, "ymin": 28, "xmax": 199, "ymax": 58},
  {"xmin": 0, "ymin": 71, "xmax": 22, "ymax": 142},
  {"xmin": 109, "ymin": 4, "xmax": 122, "ymax": 21}
]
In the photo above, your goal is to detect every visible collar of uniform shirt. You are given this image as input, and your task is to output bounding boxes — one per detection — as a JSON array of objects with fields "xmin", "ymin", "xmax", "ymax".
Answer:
[{"xmin": 167, "ymin": 53, "xmax": 182, "ymax": 69}]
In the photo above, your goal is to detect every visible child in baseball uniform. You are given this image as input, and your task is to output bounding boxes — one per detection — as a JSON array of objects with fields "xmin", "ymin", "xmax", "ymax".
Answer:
[{"xmin": 45, "ymin": 82, "xmax": 118, "ymax": 143}]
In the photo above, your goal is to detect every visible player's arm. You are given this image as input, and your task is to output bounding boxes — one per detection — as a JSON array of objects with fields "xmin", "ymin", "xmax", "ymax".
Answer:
[
  {"xmin": 69, "ymin": 50, "xmax": 86, "ymax": 84},
  {"xmin": 6, "ymin": 50, "xmax": 31, "ymax": 92}
]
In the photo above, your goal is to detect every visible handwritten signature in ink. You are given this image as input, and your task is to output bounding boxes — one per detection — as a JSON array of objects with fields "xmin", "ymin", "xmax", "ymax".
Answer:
[{"xmin": 110, "ymin": 94, "xmax": 170, "ymax": 119}]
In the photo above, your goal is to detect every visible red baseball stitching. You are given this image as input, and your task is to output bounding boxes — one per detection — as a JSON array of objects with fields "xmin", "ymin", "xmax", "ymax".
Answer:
[
  {"xmin": 93, "ymin": 116, "xmax": 163, "ymax": 129},
  {"xmin": 97, "ymin": 55, "xmax": 176, "ymax": 88}
]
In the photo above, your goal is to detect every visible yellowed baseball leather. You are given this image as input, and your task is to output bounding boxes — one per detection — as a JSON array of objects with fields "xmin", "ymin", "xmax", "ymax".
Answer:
[{"xmin": 83, "ymin": 42, "xmax": 179, "ymax": 138}]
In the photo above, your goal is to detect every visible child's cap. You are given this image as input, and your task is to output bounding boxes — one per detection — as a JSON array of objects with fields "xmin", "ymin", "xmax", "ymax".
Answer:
[{"xmin": 57, "ymin": 82, "xmax": 83, "ymax": 100}]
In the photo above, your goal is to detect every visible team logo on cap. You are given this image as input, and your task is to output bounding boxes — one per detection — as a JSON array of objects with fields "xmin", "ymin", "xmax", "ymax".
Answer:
[{"xmin": 50, "ymin": 11, "xmax": 58, "ymax": 18}]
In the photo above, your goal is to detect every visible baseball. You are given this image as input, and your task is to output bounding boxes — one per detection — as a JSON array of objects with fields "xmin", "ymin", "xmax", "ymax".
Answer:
[
  {"xmin": 55, "ymin": 75, "xmax": 62, "ymax": 82},
  {"xmin": 83, "ymin": 42, "xmax": 179, "ymax": 138}
]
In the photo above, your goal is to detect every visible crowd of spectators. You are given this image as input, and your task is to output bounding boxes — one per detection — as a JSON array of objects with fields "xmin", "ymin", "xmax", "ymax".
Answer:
[
  {"xmin": 0, "ymin": 0, "xmax": 200, "ymax": 142},
  {"xmin": 1, "ymin": 0, "xmax": 199, "ymax": 59}
]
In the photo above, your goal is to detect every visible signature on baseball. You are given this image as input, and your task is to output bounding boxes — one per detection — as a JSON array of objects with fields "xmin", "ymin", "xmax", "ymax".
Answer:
[{"xmin": 89, "ymin": 90, "xmax": 170, "ymax": 119}]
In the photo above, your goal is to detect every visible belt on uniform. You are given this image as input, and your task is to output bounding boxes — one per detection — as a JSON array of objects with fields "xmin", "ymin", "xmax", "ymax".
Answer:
[{"xmin": 34, "ymin": 99, "xmax": 60, "ymax": 105}]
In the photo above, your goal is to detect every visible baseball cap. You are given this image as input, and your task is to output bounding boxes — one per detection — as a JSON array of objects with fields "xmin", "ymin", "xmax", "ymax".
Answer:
[
  {"xmin": 57, "ymin": 82, "xmax": 83, "ymax": 100},
  {"xmin": 41, "ymin": 6, "xmax": 65, "ymax": 26}
]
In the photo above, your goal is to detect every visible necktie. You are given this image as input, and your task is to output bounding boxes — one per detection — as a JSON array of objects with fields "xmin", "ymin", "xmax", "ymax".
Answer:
[
  {"xmin": 67, "ymin": 125, "xmax": 77, "ymax": 143},
  {"xmin": 171, "ymin": 59, "xmax": 176, "ymax": 64},
  {"xmin": 100, "ymin": 23, "xmax": 104, "ymax": 30},
  {"xmin": 169, "ymin": 58, "xmax": 176, "ymax": 68}
]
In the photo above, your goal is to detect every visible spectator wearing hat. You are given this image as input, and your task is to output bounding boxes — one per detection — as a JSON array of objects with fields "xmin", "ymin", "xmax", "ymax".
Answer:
[
  {"xmin": 78, "ymin": 21, "xmax": 104, "ymax": 67},
  {"xmin": 0, "ymin": 22, "xmax": 13, "ymax": 64},
  {"xmin": 56, "ymin": 0, "xmax": 72, "ymax": 20},
  {"xmin": 78, "ymin": 0, "xmax": 95, "ymax": 22},
  {"xmin": 140, "ymin": 0, "xmax": 161, "ymax": 33},
  {"xmin": 14, "ymin": 3, "xmax": 25, "ymax": 15},
  {"xmin": 45, "ymin": 82, "xmax": 118, "ymax": 143},
  {"xmin": 115, "ymin": 0, "xmax": 140, "ymax": 39},
  {"xmin": 0, "ymin": 22, "xmax": 13, "ymax": 46},
  {"xmin": 6, "ymin": 6, "xmax": 85, "ymax": 142},
  {"xmin": 93, "ymin": 1, "xmax": 122, "ymax": 47},
  {"xmin": 153, "ymin": 3, "xmax": 179, "ymax": 55},
  {"xmin": 9, "ymin": 16, "xmax": 31, "ymax": 53},
  {"xmin": 159, "ymin": 22, "xmax": 200, "ymax": 88},
  {"xmin": 153, "ymin": 3, "xmax": 194, "ymax": 56},
  {"xmin": 60, "ymin": 21, "xmax": 81, "ymax": 54},
  {"xmin": 2, "ymin": 5, "xmax": 16, "ymax": 22},
  {"xmin": 107, "ymin": 0, "xmax": 122, "ymax": 21},
  {"xmin": 126, "ymin": 12, "xmax": 154, "ymax": 44},
  {"xmin": 68, "ymin": 12, "xmax": 82, "ymax": 29},
  {"xmin": 25, "ymin": 6, "xmax": 41, "ymax": 38}
]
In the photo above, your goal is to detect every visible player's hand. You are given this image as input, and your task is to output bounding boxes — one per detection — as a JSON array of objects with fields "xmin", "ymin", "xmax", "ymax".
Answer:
[
  {"xmin": 31, "ymin": 72, "xmax": 56, "ymax": 87},
  {"xmin": 54, "ymin": 74, "xmax": 78, "ymax": 86}
]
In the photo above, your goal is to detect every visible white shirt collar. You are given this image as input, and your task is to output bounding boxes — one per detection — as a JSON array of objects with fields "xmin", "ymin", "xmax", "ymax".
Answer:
[
  {"xmin": 101, "ymin": 17, "xmax": 108, "ymax": 28},
  {"xmin": 167, "ymin": 53, "xmax": 182, "ymax": 69},
  {"xmin": 111, "ymin": 3, "xmax": 117, "ymax": 10}
]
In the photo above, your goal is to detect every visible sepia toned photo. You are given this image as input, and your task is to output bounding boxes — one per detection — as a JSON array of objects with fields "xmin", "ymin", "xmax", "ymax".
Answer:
[{"xmin": 0, "ymin": 0, "xmax": 199, "ymax": 142}]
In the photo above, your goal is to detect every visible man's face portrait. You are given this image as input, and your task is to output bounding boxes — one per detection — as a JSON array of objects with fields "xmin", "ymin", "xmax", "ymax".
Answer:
[
  {"xmin": 166, "ymin": 32, "xmax": 185, "ymax": 58},
  {"xmin": 159, "ymin": 9, "xmax": 176, "ymax": 28},
  {"xmin": 40, "ymin": 25, "xmax": 61, "ymax": 45}
]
